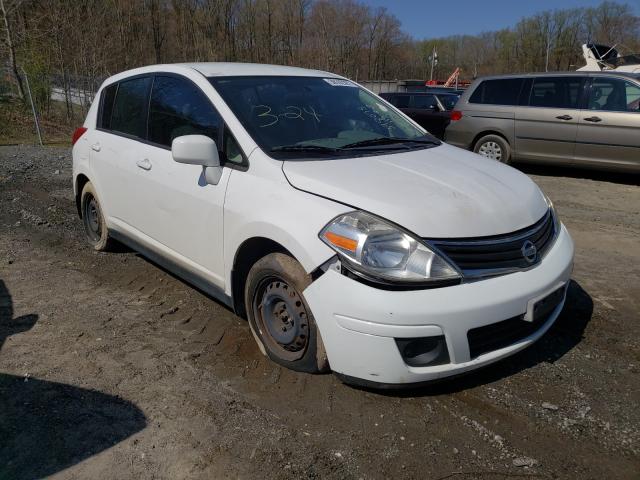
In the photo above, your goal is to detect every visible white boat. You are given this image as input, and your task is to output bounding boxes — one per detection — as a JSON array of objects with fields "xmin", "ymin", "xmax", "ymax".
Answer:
[{"xmin": 578, "ymin": 43, "xmax": 640, "ymax": 73}]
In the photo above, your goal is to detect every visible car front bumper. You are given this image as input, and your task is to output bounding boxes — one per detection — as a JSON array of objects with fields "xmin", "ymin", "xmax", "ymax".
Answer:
[{"xmin": 303, "ymin": 224, "xmax": 574, "ymax": 386}]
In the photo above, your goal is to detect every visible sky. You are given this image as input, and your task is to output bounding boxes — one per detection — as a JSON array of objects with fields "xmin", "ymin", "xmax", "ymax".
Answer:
[{"xmin": 360, "ymin": 0, "xmax": 640, "ymax": 39}]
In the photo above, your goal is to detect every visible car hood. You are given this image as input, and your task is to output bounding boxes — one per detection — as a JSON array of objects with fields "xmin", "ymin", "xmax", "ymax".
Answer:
[{"xmin": 282, "ymin": 144, "xmax": 548, "ymax": 238}]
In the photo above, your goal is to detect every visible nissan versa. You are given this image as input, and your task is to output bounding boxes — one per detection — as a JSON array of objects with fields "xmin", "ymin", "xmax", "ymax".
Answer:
[{"xmin": 72, "ymin": 63, "xmax": 574, "ymax": 387}]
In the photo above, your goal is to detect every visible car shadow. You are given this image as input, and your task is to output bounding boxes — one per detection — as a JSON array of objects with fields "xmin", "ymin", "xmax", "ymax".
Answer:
[
  {"xmin": 0, "ymin": 279, "xmax": 146, "ymax": 480},
  {"xmin": 358, "ymin": 279, "xmax": 593, "ymax": 397},
  {"xmin": 517, "ymin": 163, "xmax": 639, "ymax": 186}
]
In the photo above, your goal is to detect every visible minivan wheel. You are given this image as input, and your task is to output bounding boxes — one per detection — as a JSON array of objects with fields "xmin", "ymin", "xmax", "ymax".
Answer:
[
  {"xmin": 245, "ymin": 253, "xmax": 329, "ymax": 373},
  {"xmin": 474, "ymin": 134, "xmax": 511, "ymax": 163},
  {"xmin": 80, "ymin": 182, "xmax": 114, "ymax": 251}
]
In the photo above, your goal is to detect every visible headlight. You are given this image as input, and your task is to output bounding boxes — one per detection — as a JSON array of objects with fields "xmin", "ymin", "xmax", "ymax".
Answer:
[{"xmin": 319, "ymin": 211, "xmax": 460, "ymax": 286}]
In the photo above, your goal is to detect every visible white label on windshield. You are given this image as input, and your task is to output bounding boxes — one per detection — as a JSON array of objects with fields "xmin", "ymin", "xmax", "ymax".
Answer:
[{"xmin": 324, "ymin": 78, "xmax": 357, "ymax": 87}]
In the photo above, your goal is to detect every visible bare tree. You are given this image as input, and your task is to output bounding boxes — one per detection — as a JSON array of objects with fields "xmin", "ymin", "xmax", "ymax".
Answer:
[{"xmin": 0, "ymin": 0, "xmax": 25, "ymax": 98}]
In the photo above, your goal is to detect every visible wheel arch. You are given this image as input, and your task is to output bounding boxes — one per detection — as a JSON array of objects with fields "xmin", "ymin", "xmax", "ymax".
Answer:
[
  {"xmin": 472, "ymin": 130, "xmax": 511, "ymax": 150},
  {"xmin": 75, "ymin": 173, "xmax": 91, "ymax": 217},
  {"xmin": 231, "ymin": 236, "xmax": 293, "ymax": 318}
]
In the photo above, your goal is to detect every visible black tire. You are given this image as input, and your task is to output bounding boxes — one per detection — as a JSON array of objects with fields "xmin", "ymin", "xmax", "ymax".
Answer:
[
  {"xmin": 473, "ymin": 134, "xmax": 511, "ymax": 164},
  {"xmin": 80, "ymin": 182, "xmax": 114, "ymax": 251},
  {"xmin": 245, "ymin": 252, "xmax": 329, "ymax": 373}
]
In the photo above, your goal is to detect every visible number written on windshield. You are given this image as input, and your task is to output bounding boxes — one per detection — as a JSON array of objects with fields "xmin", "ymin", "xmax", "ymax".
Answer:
[{"xmin": 253, "ymin": 105, "xmax": 322, "ymax": 127}]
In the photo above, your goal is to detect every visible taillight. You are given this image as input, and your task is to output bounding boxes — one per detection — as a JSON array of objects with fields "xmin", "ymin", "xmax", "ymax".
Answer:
[
  {"xmin": 72, "ymin": 127, "xmax": 87, "ymax": 146},
  {"xmin": 450, "ymin": 110, "xmax": 463, "ymax": 121}
]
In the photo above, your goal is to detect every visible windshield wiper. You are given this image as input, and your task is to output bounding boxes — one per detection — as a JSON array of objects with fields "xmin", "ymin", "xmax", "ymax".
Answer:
[
  {"xmin": 341, "ymin": 137, "xmax": 440, "ymax": 149},
  {"xmin": 270, "ymin": 144, "xmax": 344, "ymax": 154}
]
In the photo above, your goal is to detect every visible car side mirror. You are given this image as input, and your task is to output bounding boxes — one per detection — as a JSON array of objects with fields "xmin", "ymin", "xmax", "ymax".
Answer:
[{"xmin": 172, "ymin": 135, "xmax": 222, "ymax": 185}]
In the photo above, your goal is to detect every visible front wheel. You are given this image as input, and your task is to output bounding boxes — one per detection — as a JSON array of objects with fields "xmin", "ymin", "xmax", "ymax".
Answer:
[
  {"xmin": 245, "ymin": 253, "xmax": 329, "ymax": 373},
  {"xmin": 473, "ymin": 134, "xmax": 511, "ymax": 163}
]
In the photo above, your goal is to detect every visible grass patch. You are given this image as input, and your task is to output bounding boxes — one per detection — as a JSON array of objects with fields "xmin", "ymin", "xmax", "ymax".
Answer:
[{"xmin": 0, "ymin": 95, "xmax": 83, "ymax": 146}]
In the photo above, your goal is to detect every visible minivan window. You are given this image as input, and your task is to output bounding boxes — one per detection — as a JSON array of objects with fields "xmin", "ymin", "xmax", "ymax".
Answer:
[
  {"xmin": 110, "ymin": 76, "xmax": 151, "ymax": 138},
  {"xmin": 469, "ymin": 78, "xmax": 524, "ymax": 106},
  {"xmin": 209, "ymin": 76, "xmax": 429, "ymax": 159},
  {"xmin": 411, "ymin": 94, "xmax": 437, "ymax": 109},
  {"xmin": 99, "ymin": 83, "xmax": 117, "ymax": 130},
  {"xmin": 529, "ymin": 77, "xmax": 584, "ymax": 109},
  {"xmin": 588, "ymin": 78, "xmax": 640, "ymax": 112},
  {"xmin": 149, "ymin": 76, "xmax": 222, "ymax": 147}
]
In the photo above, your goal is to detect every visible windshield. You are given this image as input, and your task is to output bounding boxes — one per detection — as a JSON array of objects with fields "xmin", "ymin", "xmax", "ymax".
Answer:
[{"xmin": 209, "ymin": 76, "xmax": 436, "ymax": 159}]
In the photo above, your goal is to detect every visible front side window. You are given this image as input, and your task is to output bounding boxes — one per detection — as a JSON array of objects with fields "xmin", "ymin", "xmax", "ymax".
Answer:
[
  {"xmin": 209, "ymin": 76, "xmax": 431, "ymax": 159},
  {"xmin": 529, "ymin": 77, "xmax": 585, "ymax": 109},
  {"xmin": 110, "ymin": 76, "xmax": 151, "ymax": 138},
  {"xmin": 588, "ymin": 78, "xmax": 640, "ymax": 112},
  {"xmin": 149, "ymin": 76, "xmax": 222, "ymax": 147},
  {"xmin": 469, "ymin": 78, "xmax": 524, "ymax": 106},
  {"xmin": 411, "ymin": 94, "xmax": 437, "ymax": 109}
]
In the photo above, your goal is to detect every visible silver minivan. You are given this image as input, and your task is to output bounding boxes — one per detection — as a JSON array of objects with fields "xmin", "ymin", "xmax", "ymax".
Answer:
[{"xmin": 445, "ymin": 72, "xmax": 640, "ymax": 172}]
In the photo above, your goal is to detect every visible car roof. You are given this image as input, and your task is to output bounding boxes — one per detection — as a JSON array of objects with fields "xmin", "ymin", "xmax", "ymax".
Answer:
[
  {"xmin": 104, "ymin": 62, "xmax": 340, "ymax": 84},
  {"xmin": 474, "ymin": 71, "xmax": 640, "ymax": 81}
]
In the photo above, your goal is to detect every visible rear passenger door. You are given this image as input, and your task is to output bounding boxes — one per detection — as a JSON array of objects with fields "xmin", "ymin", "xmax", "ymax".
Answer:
[
  {"xmin": 514, "ymin": 76, "xmax": 586, "ymax": 164},
  {"xmin": 574, "ymin": 77, "xmax": 640, "ymax": 170},
  {"xmin": 91, "ymin": 76, "xmax": 152, "ymax": 232}
]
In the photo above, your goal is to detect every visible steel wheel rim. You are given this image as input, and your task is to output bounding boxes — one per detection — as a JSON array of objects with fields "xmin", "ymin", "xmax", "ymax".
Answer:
[
  {"xmin": 478, "ymin": 141, "xmax": 503, "ymax": 161},
  {"xmin": 253, "ymin": 276, "xmax": 309, "ymax": 361},
  {"xmin": 83, "ymin": 194, "xmax": 102, "ymax": 243}
]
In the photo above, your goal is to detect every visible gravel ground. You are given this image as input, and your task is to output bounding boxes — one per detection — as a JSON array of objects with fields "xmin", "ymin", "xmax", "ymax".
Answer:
[{"xmin": 0, "ymin": 145, "xmax": 638, "ymax": 480}]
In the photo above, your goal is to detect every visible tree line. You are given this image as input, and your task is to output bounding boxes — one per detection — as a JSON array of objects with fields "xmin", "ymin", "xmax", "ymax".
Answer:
[{"xmin": 1, "ymin": 0, "xmax": 639, "ymax": 121}]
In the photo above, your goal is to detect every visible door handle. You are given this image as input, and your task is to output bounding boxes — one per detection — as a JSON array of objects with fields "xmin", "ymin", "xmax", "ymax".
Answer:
[
  {"xmin": 584, "ymin": 116, "xmax": 602, "ymax": 122},
  {"xmin": 91, "ymin": 143, "xmax": 101, "ymax": 152},
  {"xmin": 136, "ymin": 158, "xmax": 152, "ymax": 171},
  {"xmin": 555, "ymin": 115, "xmax": 572, "ymax": 121}
]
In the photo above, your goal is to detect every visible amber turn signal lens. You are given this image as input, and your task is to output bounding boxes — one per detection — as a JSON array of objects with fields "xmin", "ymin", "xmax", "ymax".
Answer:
[{"xmin": 323, "ymin": 231, "xmax": 358, "ymax": 252}]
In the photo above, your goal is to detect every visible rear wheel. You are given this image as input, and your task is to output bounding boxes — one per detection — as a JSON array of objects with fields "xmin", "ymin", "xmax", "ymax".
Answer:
[
  {"xmin": 474, "ymin": 134, "xmax": 511, "ymax": 163},
  {"xmin": 80, "ymin": 182, "xmax": 114, "ymax": 251},
  {"xmin": 245, "ymin": 253, "xmax": 329, "ymax": 373}
]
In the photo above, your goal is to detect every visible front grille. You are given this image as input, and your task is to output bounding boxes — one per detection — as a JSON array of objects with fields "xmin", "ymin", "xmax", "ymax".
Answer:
[
  {"xmin": 467, "ymin": 314, "xmax": 545, "ymax": 359},
  {"xmin": 428, "ymin": 210, "xmax": 556, "ymax": 278}
]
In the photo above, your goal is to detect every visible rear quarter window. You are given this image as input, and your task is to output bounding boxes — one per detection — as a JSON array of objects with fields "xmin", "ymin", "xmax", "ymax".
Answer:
[
  {"xmin": 469, "ymin": 78, "xmax": 524, "ymax": 106},
  {"xmin": 99, "ymin": 84, "xmax": 117, "ymax": 130}
]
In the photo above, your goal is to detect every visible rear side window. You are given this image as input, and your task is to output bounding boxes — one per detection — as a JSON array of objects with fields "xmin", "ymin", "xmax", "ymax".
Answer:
[
  {"xmin": 469, "ymin": 79, "xmax": 524, "ymax": 106},
  {"xmin": 411, "ymin": 95, "xmax": 437, "ymax": 109},
  {"xmin": 149, "ymin": 76, "xmax": 222, "ymax": 147},
  {"xmin": 385, "ymin": 94, "xmax": 409, "ymax": 108},
  {"xmin": 110, "ymin": 77, "xmax": 152, "ymax": 138},
  {"xmin": 529, "ymin": 77, "xmax": 585, "ymax": 109},
  {"xmin": 99, "ymin": 84, "xmax": 117, "ymax": 129}
]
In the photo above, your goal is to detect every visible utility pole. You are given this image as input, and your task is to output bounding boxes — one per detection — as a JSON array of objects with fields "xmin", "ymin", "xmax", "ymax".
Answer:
[
  {"xmin": 22, "ymin": 68, "xmax": 43, "ymax": 146},
  {"xmin": 429, "ymin": 46, "xmax": 438, "ymax": 81}
]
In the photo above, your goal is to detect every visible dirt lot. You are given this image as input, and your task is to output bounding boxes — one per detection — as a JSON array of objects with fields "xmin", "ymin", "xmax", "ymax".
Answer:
[{"xmin": 0, "ymin": 145, "xmax": 638, "ymax": 480}]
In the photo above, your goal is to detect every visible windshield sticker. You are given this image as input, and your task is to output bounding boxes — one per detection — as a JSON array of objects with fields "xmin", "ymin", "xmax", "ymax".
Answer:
[{"xmin": 323, "ymin": 78, "xmax": 357, "ymax": 87}]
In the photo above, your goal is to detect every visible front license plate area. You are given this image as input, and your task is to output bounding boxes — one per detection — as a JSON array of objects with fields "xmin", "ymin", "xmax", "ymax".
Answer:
[{"xmin": 529, "ymin": 286, "xmax": 565, "ymax": 323}]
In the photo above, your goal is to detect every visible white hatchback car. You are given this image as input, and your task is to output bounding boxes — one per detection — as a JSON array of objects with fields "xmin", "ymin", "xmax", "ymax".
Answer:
[{"xmin": 72, "ymin": 63, "xmax": 574, "ymax": 388}]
